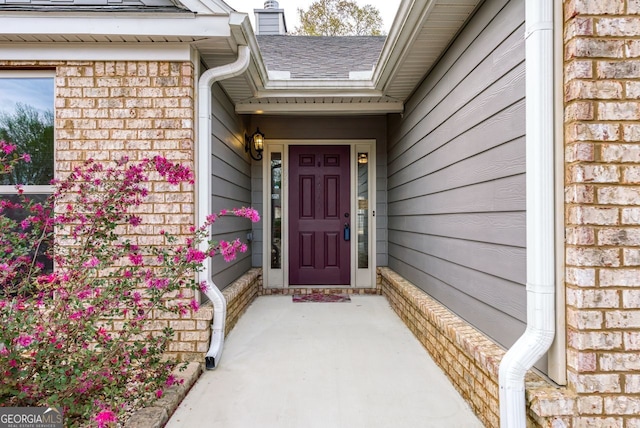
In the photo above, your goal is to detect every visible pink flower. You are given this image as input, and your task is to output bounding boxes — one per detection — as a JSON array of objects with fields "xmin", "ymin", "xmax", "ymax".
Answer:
[
  {"xmin": 96, "ymin": 327, "xmax": 111, "ymax": 342},
  {"xmin": 190, "ymin": 299, "xmax": 200, "ymax": 311},
  {"xmin": 94, "ymin": 409, "xmax": 117, "ymax": 428},
  {"xmin": 83, "ymin": 257, "xmax": 100, "ymax": 268},
  {"xmin": 147, "ymin": 278, "xmax": 169, "ymax": 290},
  {"xmin": 128, "ymin": 254, "xmax": 143, "ymax": 266},
  {"xmin": 165, "ymin": 374, "xmax": 177, "ymax": 387},
  {"xmin": 233, "ymin": 207, "xmax": 261, "ymax": 222},
  {"xmin": 185, "ymin": 248, "xmax": 206, "ymax": 264},
  {"xmin": 15, "ymin": 334, "xmax": 33, "ymax": 347},
  {"xmin": 128, "ymin": 216, "xmax": 142, "ymax": 227},
  {"xmin": 2, "ymin": 142, "xmax": 16, "ymax": 155},
  {"xmin": 155, "ymin": 389, "xmax": 163, "ymax": 399},
  {"xmin": 21, "ymin": 153, "xmax": 31, "ymax": 163}
]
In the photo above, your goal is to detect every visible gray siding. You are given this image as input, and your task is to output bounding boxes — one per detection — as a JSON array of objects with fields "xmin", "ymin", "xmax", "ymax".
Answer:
[
  {"xmin": 249, "ymin": 115, "xmax": 388, "ymax": 269},
  {"xmin": 209, "ymin": 83, "xmax": 254, "ymax": 289},
  {"xmin": 387, "ymin": 0, "xmax": 529, "ymax": 360}
]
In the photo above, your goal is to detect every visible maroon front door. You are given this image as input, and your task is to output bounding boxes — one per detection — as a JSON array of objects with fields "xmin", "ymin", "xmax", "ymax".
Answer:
[{"xmin": 289, "ymin": 145, "xmax": 350, "ymax": 285}]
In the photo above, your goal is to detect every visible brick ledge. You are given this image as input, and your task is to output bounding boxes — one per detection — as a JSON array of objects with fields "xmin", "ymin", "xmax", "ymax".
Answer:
[
  {"xmin": 377, "ymin": 267, "xmax": 576, "ymax": 427},
  {"xmin": 124, "ymin": 362, "xmax": 203, "ymax": 428}
]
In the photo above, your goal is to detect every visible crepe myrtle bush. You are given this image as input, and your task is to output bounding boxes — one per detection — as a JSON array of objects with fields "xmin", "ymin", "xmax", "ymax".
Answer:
[{"xmin": 0, "ymin": 140, "xmax": 259, "ymax": 427}]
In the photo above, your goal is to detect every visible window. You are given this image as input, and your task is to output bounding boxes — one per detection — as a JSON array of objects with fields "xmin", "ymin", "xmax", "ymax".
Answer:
[
  {"xmin": 0, "ymin": 71, "xmax": 56, "ymax": 282},
  {"xmin": 0, "ymin": 71, "xmax": 55, "ymax": 188}
]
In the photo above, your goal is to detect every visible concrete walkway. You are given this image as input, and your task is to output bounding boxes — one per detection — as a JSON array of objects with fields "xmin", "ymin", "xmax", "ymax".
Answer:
[{"xmin": 166, "ymin": 295, "xmax": 484, "ymax": 428}]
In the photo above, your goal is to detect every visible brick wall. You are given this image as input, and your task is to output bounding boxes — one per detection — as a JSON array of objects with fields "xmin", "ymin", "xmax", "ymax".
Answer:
[
  {"xmin": 565, "ymin": 1, "xmax": 640, "ymax": 426},
  {"xmin": 0, "ymin": 59, "xmax": 206, "ymax": 361}
]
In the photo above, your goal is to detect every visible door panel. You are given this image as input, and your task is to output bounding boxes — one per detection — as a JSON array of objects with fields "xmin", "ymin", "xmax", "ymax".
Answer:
[{"xmin": 289, "ymin": 145, "xmax": 350, "ymax": 285}]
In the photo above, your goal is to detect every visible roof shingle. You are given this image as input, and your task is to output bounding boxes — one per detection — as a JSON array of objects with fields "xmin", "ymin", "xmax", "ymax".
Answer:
[{"xmin": 256, "ymin": 35, "xmax": 386, "ymax": 80}]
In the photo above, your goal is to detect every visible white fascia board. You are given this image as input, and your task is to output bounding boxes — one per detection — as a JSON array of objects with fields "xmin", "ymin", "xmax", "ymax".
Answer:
[
  {"xmin": 262, "ymin": 80, "xmax": 377, "ymax": 91},
  {"xmin": 0, "ymin": 43, "xmax": 192, "ymax": 61},
  {"xmin": 0, "ymin": 13, "xmax": 230, "ymax": 38},
  {"xmin": 255, "ymin": 89, "xmax": 385, "ymax": 99},
  {"xmin": 235, "ymin": 101, "xmax": 404, "ymax": 115}
]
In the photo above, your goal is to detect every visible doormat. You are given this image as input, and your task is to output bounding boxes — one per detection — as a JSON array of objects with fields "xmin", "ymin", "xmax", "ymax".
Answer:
[{"xmin": 292, "ymin": 293, "xmax": 351, "ymax": 303}]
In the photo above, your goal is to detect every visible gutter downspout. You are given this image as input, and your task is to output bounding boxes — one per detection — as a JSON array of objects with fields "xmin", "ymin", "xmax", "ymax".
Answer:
[
  {"xmin": 498, "ymin": 0, "xmax": 555, "ymax": 426},
  {"xmin": 198, "ymin": 44, "xmax": 251, "ymax": 370}
]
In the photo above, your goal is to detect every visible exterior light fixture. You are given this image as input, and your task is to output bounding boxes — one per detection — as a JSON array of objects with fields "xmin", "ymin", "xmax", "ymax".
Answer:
[
  {"xmin": 357, "ymin": 153, "xmax": 368, "ymax": 164},
  {"xmin": 245, "ymin": 128, "xmax": 265, "ymax": 161}
]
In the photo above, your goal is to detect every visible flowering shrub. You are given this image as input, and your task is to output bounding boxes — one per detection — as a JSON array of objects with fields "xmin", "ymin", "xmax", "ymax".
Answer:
[{"xmin": 0, "ymin": 141, "xmax": 259, "ymax": 426}]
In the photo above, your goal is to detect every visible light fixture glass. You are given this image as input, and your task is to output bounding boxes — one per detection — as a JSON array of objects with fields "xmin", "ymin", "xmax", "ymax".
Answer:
[
  {"xmin": 245, "ymin": 128, "xmax": 265, "ymax": 161},
  {"xmin": 253, "ymin": 132, "xmax": 264, "ymax": 152}
]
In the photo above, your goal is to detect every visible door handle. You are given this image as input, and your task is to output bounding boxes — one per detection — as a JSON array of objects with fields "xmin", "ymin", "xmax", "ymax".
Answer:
[{"xmin": 344, "ymin": 223, "xmax": 350, "ymax": 241}]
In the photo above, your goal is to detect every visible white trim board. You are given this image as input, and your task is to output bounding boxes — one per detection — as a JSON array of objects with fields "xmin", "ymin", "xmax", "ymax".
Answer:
[
  {"xmin": 0, "ymin": 43, "xmax": 193, "ymax": 62},
  {"xmin": 262, "ymin": 139, "xmax": 377, "ymax": 289}
]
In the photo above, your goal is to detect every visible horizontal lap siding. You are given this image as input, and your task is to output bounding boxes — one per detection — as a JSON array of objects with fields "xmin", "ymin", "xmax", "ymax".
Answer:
[
  {"xmin": 387, "ymin": 0, "xmax": 529, "ymax": 357},
  {"xmin": 210, "ymin": 83, "xmax": 253, "ymax": 288}
]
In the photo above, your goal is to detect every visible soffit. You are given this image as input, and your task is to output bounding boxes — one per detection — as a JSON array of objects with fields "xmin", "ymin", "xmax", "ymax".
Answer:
[{"xmin": 380, "ymin": 0, "xmax": 481, "ymax": 100}]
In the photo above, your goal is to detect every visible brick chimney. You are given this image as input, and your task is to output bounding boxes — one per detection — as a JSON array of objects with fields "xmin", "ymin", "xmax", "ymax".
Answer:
[{"xmin": 254, "ymin": 0, "xmax": 287, "ymax": 35}]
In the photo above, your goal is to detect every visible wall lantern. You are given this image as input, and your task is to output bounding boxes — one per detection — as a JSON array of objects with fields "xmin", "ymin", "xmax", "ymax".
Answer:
[{"xmin": 245, "ymin": 128, "xmax": 265, "ymax": 161}]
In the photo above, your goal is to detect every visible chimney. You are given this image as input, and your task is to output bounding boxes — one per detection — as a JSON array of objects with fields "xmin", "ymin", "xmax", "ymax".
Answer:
[{"xmin": 254, "ymin": 0, "xmax": 287, "ymax": 35}]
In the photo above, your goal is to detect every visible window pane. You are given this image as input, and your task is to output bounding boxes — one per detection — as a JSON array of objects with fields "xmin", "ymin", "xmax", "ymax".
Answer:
[
  {"xmin": 0, "ymin": 78, "xmax": 54, "ymax": 186},
  {"xmin": 357, "ymin": 153, "xmax": 369, "ymax": 269},
  {"xmin": 0, "ymin": 193, "xmax": 54, "ymax": 292},
  {"xmin": 270, "ymin": 153, "xmax": 282, "ymax": 269}
]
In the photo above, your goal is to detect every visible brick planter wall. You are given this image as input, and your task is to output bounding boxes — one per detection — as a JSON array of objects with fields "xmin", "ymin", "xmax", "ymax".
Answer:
[
  {"xmin": 224, "ymin": 268, "xmax": 262, "ymax": 335},
  {"xmin": 378, "ymin": 267, "xmax": 578, "ymax": 428}
]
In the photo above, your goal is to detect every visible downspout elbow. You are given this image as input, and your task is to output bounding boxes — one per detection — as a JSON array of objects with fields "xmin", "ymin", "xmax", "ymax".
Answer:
[{"xmin": 499, "ymin": 288, "xmax": 555, "ymax": 426}]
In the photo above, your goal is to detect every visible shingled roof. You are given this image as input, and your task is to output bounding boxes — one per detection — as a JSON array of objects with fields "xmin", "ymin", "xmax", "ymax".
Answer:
[
  {"xmin": 0, "ymin": 0, "xmax": 188, "ymax": 12},
  {"xmin": 256, "ymin": 35, "xmax": 386, "ymax": 80}
]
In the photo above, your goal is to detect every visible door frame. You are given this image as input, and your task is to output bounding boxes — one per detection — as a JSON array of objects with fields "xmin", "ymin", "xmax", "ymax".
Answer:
[{"xmin": 262, "ymin": 139, "xmax": 376, "ymax": 289}]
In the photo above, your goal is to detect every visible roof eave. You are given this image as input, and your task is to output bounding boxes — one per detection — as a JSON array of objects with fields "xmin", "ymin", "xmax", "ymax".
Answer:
[
  {"xmin": 0, "ymin": 12, "xmax": 231, "ymax": 39},
  {"xmin": 373, "ymin": 0, "xmax": 437, "ymax": 92}
]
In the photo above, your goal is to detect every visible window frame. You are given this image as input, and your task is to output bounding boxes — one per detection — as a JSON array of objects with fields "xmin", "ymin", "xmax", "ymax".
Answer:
[{"xmin": 0, "ymin": 69, "xmax": 56, "ymax": 195}]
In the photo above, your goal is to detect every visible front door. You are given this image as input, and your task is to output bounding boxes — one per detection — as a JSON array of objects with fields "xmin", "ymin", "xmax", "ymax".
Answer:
[{"xmin": 289, "ymin": 145, "xmax": 350, "ymax": 285}]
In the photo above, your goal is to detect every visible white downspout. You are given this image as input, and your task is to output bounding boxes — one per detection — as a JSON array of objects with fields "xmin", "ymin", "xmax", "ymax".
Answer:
[
  {"xmin": 498, "ymin": 0, "xmax": 555, "ymax": 426},
  {"xmin": 198, "ymin": 45, "xmax": 251, "ymax": 370}
]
